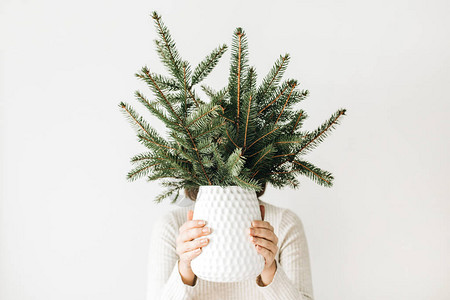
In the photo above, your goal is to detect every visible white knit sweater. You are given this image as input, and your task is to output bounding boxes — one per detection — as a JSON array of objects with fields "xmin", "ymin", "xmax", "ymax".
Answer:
[{"xmin": 146, "ymin": 199, "xmax": 314, "ymax": 300}]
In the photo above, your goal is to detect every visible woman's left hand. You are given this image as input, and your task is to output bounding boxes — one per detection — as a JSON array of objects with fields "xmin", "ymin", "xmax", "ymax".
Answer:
[{"xmin": 248, "ymin": 204, "xmax": 278, "ymax": 285}]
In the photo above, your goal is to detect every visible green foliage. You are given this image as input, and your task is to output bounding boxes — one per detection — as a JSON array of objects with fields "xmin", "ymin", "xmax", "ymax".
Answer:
[
  {"xmin": 218, "ymin": 26, "xmax": 347, "ymax": 192},
  {"xmin": 119, "ymin": 11, "xmax": 347, "ymax": 204}
]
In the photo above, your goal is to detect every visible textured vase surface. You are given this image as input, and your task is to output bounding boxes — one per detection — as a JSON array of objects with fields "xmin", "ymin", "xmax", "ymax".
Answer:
[{"xmin": 190, "ymin": 185, "xmax": 265, "ymax": 282}]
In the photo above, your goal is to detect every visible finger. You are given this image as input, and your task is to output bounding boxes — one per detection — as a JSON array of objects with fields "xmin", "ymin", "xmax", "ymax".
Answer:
[
  {"xmin": 179, "ymin": 219, "xmax": 206, "ymax": 234},
  {"xmin": 180, "ymin": 247, "xmax": 202, "ymax": 263},
  {"xmin": 251, "ymin": 236, "xmax": 278, "ymax": 255},
  {"xmin": 187, "ymin": 210, "xmax": 193, "ymax": 221},
  {"xmin": 251, "ymin": 220, "xmax": 274, "ymax": 231},
  {"xmin": 180, "ymin": 226, "xmax": 211, "ymax": 242},
  {"xmin": 249, "ymin": 228, "xmax": 278, "ymax": 244},
  {"xmin": 177, "ymin": 237, "xmax": 209, "ymax": 255},
  {"xmin": 255, "ymin": 244, "xmax": 274, "ymax": 263}
]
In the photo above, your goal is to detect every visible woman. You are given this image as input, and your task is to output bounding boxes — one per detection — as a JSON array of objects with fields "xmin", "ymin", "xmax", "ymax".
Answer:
[{"xmin": 146, "ymin": 183, "xmax": 314, "ymax": 300}]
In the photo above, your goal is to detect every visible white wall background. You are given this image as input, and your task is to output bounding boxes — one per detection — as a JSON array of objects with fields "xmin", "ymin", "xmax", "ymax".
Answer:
[{"xmin": 1, "ymin": 0, "xmax": 449, "ymax": 299}]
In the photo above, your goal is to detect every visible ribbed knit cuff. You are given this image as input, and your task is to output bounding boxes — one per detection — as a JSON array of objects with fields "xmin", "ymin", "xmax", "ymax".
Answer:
[
  {"xmin": 161, "ymin": 260, "xmax": 198, "ymax": 300},
  {"xmin": 255, "ymin": 259, "xmax": 309, "ymax": 300}
]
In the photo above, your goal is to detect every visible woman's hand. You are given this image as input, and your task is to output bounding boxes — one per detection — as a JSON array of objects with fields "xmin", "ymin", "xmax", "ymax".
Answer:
[
  {"xmin": 248, "ymin": 204, "xmax": 279, "ymax": 286},
  {"xmin": 176, "ymin": 209, "xmax": 211, "ymax": 286}
]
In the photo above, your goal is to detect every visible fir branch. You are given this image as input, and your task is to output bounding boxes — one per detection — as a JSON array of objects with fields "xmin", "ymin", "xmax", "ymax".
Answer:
[
  {"xmin": 225, "ymin": 147, "xmax": 244, "ymax": 177},
  {"xmin": 137, "ymin": 66, "xmax": 184, "ymax": 125},
  {"xmin": 226, "ymin": 128, "xmax": 239, "ymax": 148},
  {"xmin": 151, "ymin": 11, "xmax": 184, "ymax": 82},
  {"xmin": 140, "ymin": 73, "xmax": 182, "ymax": 91},
  {"xmin": 134, "ymin": 90, "xmax": 178, "ymax": 128},
  {"xmin": 274, "ymin": 82, "xmax": 297, "ymax": 125},
  {"xmin": 186, "ymin": 103, "xmax": 221, "ymax": 129},
  {"xmin": 193, "ymin": 120, "xmax": 227, "ymax": 140},
  {"xmin": 183, "ymin": 62, "xmax": 199, "ymax": 109},
  {"xmin": 251, "ymin": 144, "xmax": 275, "ymax": 169},
  {"xmin": 296, "ymin": 108, "xmax": 346, "ymax": 155},
  {"xmin": 131, "ymin": 153, "xmax": 164, "ymax": 164},
  {"xmin": 153, "ymin": 186, "xmax": 182, "ymax": 204},
  {"xmin": 292, "ymin": 160, "xmax": 334, "ymax": 187},
  {"xmin": 201, "ymin": 84, "xmax": 217, "ymax": 98},
  {"xmin": 236, "ymin": 31, "xmax": 243, "ymax": 135},
  {"xmin": 258, "ymin": 83, "xmax": 290, "ymax": 115},
  {"xmin": 127, "ymin": 161, "xmax": 162, "ymax": 181},
  {"xmin": 228, "ymin": 28, "xmax": 249, "ymax": 137},
  {"xmin": 119, "ymin": 102, "xmax": 176, "ymax": 153},
  {"xmin": 275, "ymin": 108, "xmax": 347, "ymax": 169},
  {"xmin": 243, "ymin": 95, "xmax": 252, "ymax": 149},
  {"xmin": 137, "ymin": 133, "xmax": 177, "ymax": 152},
  {"xmin": 232, "ymin": 174, "xmax": 262, "ymax": 191},
  {"xmin": 245, "ymin": 125, "xmax": 280, "ymax": 151},
  {"xmin": 192, "ymin": 44, "xmax": 228, "ymax": 86},
  {"xmin": 136, "ymin": 67, "xmax": 213, "ymax": 184},
  {"xmin": 290, "ymin": 110, "xmax": 307, "ymax": 134},
  {"xmin": 255, "ymin": 53, "xmax": 290, "ymax": 105}
]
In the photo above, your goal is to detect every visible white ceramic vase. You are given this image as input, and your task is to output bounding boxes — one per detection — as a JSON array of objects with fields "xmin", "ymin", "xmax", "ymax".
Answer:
[{"xmin": 190, "ymin": 185, "xmax": 265, "ymax": 282}]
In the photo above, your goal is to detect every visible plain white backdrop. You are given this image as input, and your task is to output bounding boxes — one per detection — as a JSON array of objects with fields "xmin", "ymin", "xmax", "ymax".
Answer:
[{"xmin": 1, "ymin": 0, "xmax": 449, "ymax": 299}]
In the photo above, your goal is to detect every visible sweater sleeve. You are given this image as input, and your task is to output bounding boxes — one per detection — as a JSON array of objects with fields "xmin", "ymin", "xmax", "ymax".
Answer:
[
  {"xmin": 146, "ymin": 212, "xmax": 201, "ymax": 300},
  {"xmin": 255, "ymin": 208, "xmax": 314, "ymax": 300}
]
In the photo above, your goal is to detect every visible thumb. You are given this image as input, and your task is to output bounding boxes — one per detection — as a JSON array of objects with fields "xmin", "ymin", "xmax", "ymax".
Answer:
[
  {"xmin": 260, "ymin": 205, "xmax": 265, "ymax": 221},
  {"xmin": 187, "ymin": 209, "xmax": 194, "ymax": 221}
]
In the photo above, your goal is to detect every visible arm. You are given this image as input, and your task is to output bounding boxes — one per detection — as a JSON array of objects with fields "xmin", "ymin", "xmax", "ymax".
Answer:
[
  {"xmin": 146, "ymin": 213, "xmax": 200, "ymax": 300},
  {"xmin": 255, "ymin": 208, "xmax": 314, "ymax": 300}
]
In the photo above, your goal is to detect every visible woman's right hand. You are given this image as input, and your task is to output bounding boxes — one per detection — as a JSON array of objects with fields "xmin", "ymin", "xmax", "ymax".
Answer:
[{"xmin": 176, "ymin": 209, "xmax": 211, "ymax": 285}]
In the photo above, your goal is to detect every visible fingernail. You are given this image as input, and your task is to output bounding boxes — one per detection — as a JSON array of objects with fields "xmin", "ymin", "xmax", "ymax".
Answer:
[
  {"xmin": 202, "ymin": 227, "xmax": 210, "ymax": 233},
  {"xmin": 201, "ymin": 238, "xmax": 208, "ymax": 244},
  {"xmin": 195, "ymin": 248, "xmax": 201, "ymax": 252},
  {"xmin": 198, "ymin": 220, "xmax": 205, "ymax": 225}
]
